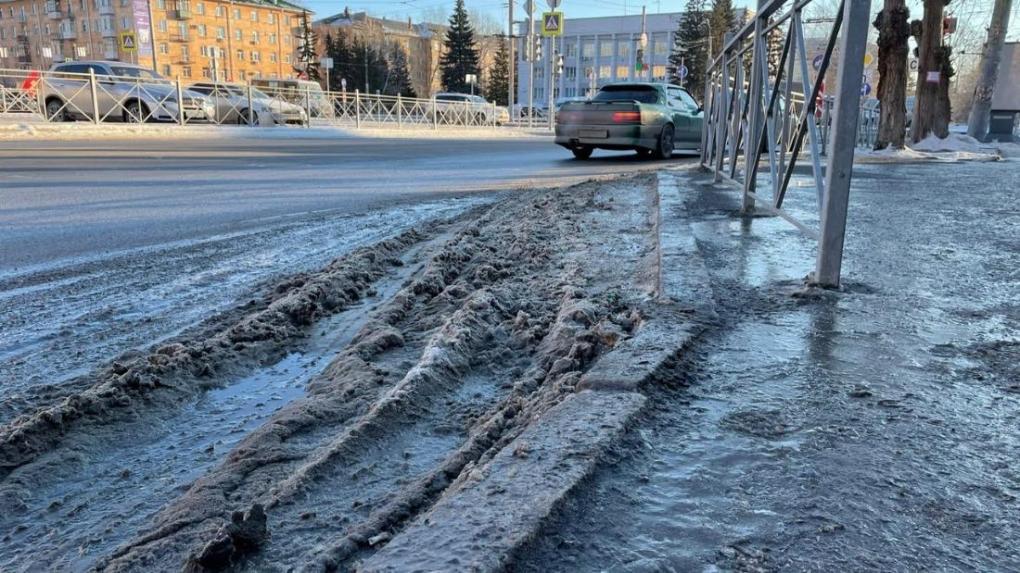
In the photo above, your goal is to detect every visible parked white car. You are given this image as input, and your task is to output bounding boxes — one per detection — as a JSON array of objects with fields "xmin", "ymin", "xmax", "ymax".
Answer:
[
  {"xmin": 42, "ymin": 61, "xmax": 213, "ymax": 122},
  {"xmin": 188, "ymin": 82, "xmax": 308, "ymax": 126}
]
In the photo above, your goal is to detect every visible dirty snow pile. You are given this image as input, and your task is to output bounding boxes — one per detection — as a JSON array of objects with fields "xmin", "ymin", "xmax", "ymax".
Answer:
[{"xmin": 857, "ymin": 133, "xmax": 1004, "ymax": 163}]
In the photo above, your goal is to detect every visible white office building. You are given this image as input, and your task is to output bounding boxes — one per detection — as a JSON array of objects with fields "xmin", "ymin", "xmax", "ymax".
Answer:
[{"xmin": 516, "ymin": 12, "xmax": 682, "ymax": 109}]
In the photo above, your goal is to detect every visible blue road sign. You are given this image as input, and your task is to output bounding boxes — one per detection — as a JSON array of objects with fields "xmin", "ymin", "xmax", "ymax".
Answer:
[
  {"xmin": 812, "ymin": 54, "xmax": 824, "ymax": 71},
  {"xmin": 861, "ymin": 82, "xmax": 872, "ymax": 96},
  {"xmin": 679, "ymin": 65, "xmax": 689, "ymax": 79}
]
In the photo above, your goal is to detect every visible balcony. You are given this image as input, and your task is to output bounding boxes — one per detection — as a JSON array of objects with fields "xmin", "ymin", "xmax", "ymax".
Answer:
[
  {"xmin": 101, "ymin": 26, "xmax": 117, "ymax": 38},
  {"xmin": 59, "ymin": 27, "xmax": 77, "ymax": 40},
  {"xmin": 173, "ymin": 8, "xmax": 192, "ymax": 19},
  {"xmin": 98, "ymin": 3, "xmax": 115, "ymax": 15},
  {"xmin": 104, "ymin": 48, "xmax": 119, "ymax": 59}
]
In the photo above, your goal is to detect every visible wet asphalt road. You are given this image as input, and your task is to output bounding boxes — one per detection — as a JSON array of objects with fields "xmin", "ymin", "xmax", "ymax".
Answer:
[
  {"xmin": 0, "ymin": 136, "xmax": 693, "ymax": 270},
  {"xmin": 516, "ymin": 159, "xmax": 1020, "ymax": 571}
]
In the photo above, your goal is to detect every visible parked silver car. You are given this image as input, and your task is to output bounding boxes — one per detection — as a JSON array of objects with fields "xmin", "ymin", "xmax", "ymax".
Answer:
[
  {"xmin": 432, "ymin": 93, "xmax": 507, "ymax": 125},
  {"xmin": 187, "ymin": 82, "xmax": 308, "ymax": 126},
  {"xmin": 42, "ymin": 61, "xmax": 213, "ymax": 123}
]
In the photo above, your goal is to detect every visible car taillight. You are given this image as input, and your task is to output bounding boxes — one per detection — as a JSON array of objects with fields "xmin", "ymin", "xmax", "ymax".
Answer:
[
  {"xmin": 612, "ymin": 111, "xmax": 641, "ymax": 124},
  {"xmin": 557, "ymin": 111, "xmax": 578, "ymax": 124}
]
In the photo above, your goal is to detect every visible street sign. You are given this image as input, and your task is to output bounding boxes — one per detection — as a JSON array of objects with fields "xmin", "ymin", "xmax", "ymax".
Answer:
[
  {"xmin": 341, "ymin": 78, "xmax": 347, "ymax": 90},
  {"xmin": 926, "ymin": 71, "xmax": 941, "ymax": 83},
  {"xmin": 909, "ymin": 59, "xmax": 919, "ymax": 71},
  {"xmin": 120, "ymin": 31, "xmax": 137, "ymax": 52},
  {"xmin": 679, "ymin": 64, "xmax": 689, "ymax": 79},
  {"xmin": 547, "ymin": 0, "xmax": 560, "ymax": 8},
  {"xmin": 863, "ymin": 53, "xmax": 873, "ymax": 66},
  {"xmin": 319, "ymin": 57, "xmax": 333, "ymax": 69},
  {"xmin": 466, "ymin": 74, "xmax": 478, "ymax": 84},
  {"xmin": 812, "ymin": 54, "xmax": 824, "ymax": 71},
  {"xmin": 541, "ymin": 12, "xmax": 563, "ymax": 37},
  {"xmin": 524, "ymin": 0, "xmax": 535, "ymax": 15},
  {"xmin": 861, "ymin": 82, "xmax": 871, "ymax": 96}
]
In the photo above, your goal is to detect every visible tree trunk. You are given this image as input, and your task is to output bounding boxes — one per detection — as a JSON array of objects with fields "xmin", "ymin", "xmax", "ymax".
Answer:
[
  {"xmin": 966, "ymin": 0, "xmax": 1014, "ymax": 140},
  {"xmin": 873, "ymin": 0, "xmax": 910, "ymax": 150},
  {"xmin": 911, "ymin": 0, "xmax": 951, "ymax": 143}
]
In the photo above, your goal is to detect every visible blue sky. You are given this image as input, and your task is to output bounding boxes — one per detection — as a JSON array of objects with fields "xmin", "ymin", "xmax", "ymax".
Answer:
[{"xmin": 297, "ymin": 0, "xmax": 754, "ymax": 28}]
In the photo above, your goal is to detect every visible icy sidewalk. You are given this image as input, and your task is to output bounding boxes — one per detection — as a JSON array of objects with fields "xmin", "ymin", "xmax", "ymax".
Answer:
[{"xmin": 515, "ymin": 161, "xmax": 1020, "ymax": 571}]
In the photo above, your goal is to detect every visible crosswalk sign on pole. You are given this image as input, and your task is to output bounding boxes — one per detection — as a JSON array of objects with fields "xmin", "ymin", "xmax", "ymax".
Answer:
[
  {"xmin": 120, "ymin": 31, "xmax": 137, "ymax": 52},
  {"xmin": 541, "ymin": 12, "xmax": 563, "ymax": 37}
]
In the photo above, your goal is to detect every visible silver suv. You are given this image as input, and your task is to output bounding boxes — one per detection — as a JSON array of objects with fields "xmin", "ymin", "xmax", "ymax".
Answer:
[
  {"xmin": 432, "ymin": 93, "xmax": 506, "ymax": 125},
  {"xmin": 42, "ymin": 61, "xmax": 214, "ymax": 123}
]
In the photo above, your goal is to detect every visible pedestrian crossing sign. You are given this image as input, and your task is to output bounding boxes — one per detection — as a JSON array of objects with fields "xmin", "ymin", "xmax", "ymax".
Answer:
[
  {"xmin": 541, "ymin": 12, "xmax": 563, "ymax": 37},
  {"xmin": 120, "ymin": 31, "xmax": 137, "ymax": 52}
]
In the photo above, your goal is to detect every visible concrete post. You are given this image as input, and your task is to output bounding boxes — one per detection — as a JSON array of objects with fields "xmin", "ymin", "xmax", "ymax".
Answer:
[
  {"xmin": 815, "ymin": 0, "xmax": 871, "ymax": 288},
  {"xmin": 397, "ymin": 93, "xmax": 403, "ymax": 128},
  {"xmin": 355, "ymin": 90, "xmax": 362, "ymax": 129}
]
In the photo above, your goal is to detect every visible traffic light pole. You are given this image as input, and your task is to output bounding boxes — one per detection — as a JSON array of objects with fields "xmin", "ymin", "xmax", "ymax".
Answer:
[
  {"xmin": 548, "ymin": 37, "xmax": 556, "ymax": 130},
  {"xmin": 528, "ymin": 14, "xmax": 535, "ymax": 128},
  {"xmin": 508, "ymin": 0, "xmax": 515, "ymax": 115}
]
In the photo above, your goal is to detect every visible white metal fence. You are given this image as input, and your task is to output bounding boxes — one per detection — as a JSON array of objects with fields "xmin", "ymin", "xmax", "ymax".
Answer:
[{"xmin": 0, "ymin": 67, "xmax": 518, "ymax": 130}]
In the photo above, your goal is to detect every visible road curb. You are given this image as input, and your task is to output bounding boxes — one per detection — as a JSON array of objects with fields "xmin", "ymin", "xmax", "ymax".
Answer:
[{"xmin": 355, "ymin": 170, "xmax": 720, "ymax": 573}]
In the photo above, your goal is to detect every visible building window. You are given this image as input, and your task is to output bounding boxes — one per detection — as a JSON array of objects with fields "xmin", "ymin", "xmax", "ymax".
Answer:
[
  {"xmin": 236, "ymin": 49, "xmax": 243, "ymax": 60},
  {"xmin": 120, "ymin": 16, "xmax": 129, "ymax": 29},
  {"xmin": 215, "ymin": 5, "xmax": 223, "ymax": 17},
  {"xmin": 202, "ymin": 66, "xmax": 210, "ymax": 78},
  {"xmin": 618, "ymin": 42, "xmax": 630, "ymax": 59},
  {"xmin": 197, "ymin": 23, "xmax": 205, "ymax": 37},
  {"xmin": 156, "ymin": 0, "xmax": 165, "ymax": 9},
  {"xmin": 564, "ymin": 66, "xmax": 576, "ymax": 81},
  {"xmin": 249, "ymin": 10, "xmax": 256, "ymax": 21},
  {"xmin": 615, "ymin": 65, "xmax": 629, "ymax": 79},
  {"xmin": 162, "ymin": 64, "xmax": 170, "ymax": 76},
  {"xmin": 233, "ymin": 28, "xmax": 241, "ymax": 40},
  {"xmin": 599, "ymin": 64, "xmax": 611, "ymax": 78},
  {"xmin": 177, "ymin": 21, "xmax": 187, "ymax": 39},
  {"xmin": 283, "ymin": 35, "xmax": 290, "ymax": 46},
  {"xmin": 284, "ymin": 15, "xmax": 290, "ymax": 25},
  {"xmin": 159, "ymin": 42, "xmax": 168, "ymax": 54},
  {"xmin": 599, "ymin": 38, "xmax": 612, "ymax": 58},
  {"xmin": 268, "ymin": 32, "xmax": 276, "ymax": 44},
  {"xmin": 267, "ymin": 12, "xmax": 274, "ymax": 24},
  {"xmin": 158, "ymin": 19, "xmax": 167, "ymax": 33},
  {"xmin": 232, "ymin": 8, "xmax": 239, "ymax": 19},
  {"xmin": 581, "ymin": 40, "xmax": 593, "ymax": 62},
  {"xmin": 269, "ymin": 52, "xmax": 276, "ymax": 63},
  {"xmin": 283, "ymin": 54, "xmax": 290, "ymax": 64},
  {"xmin": 250, "ymin": 50, "xmax": 259, "ymax": 62},
  {"xmin": 216, "ymin": 26, "xmax": 224, "ymax": 39},
  {"xmin": 182, "ymin": 66, "xmax": 191, "ymax": 77},
  {"xmin": 194, "ymin": 2, "xmax": 203, "ymax": 15},
  {"xmin": 250, "ymin": 30, "xmax": 258, "ymax": 44},
  {"xmin": 565, "ymin": 42, "xmax": 576, "ymax": 58},
  {"xmin": 239, "ymin": 70, "xmax": 246, "ymax": 80}
]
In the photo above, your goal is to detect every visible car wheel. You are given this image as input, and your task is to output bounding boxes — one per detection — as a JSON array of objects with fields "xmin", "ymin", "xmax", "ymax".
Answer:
[
  {"xmin": 45, "ymin": 98, "xmax": 69, "ymax": 122},
  {"xmin": 238, "ymin": 109, "xmax": 259, "ymax": 125},
  {"xmin": 571, "ymin": 146, "xmax": 593, "ymax": 160},
  {"xmin": 123, "ymin": 100, "xmax": 149, "ymax": 123},
  {"xmin": 653, "ymin": 124, "xmax": 674, "ymax": 159}
]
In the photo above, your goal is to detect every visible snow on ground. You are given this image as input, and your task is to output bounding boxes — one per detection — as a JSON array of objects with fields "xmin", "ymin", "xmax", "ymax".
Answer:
[
  {"xmin": 0, "ymin": 116, "xmax": 551, "ymax": 141},
  {"xmin": 856, "ymin": 132, "xmax": 1003, "ymax": 163}
]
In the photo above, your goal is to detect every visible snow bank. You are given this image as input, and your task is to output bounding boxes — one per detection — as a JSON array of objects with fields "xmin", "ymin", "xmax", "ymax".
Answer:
[
  {"xmin": 856, "ymin": 133, "xmax": 1002, "ymax": 163},
  {"xmin": 0, "ymin": 120, "xmax": 550, "ymax": 142}
]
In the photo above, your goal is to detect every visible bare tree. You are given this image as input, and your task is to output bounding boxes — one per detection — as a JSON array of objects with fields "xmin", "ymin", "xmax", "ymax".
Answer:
[
  {"xmin": 911, "ymin": 0, "xmax": 953, "ymax": 142},
  {"xmin": 966, "ymin": 0, "xmax": 1014, "ymax": 140},
  {"xmin": 873, "ymin": 0, "xmax": 911, "ymax": 149}
]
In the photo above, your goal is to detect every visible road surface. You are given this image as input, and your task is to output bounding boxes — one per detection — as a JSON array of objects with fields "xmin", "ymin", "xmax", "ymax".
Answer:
[{"xmin": 0, "ymin": 135, "xmax": 690, "ymax": 269}]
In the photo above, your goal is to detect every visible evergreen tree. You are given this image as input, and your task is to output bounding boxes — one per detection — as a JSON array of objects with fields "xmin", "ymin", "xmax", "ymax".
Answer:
[
  {"xmin": 708, "ymin": 0, "xmax": 735, "ymax": 57},
  {"xmin": 669, "ymin": 0, "xmax": 708, "ymax": 99},
  {"xmin": 485, "ymin": 34, "xmax": 512, "ymax": 106},
  {"xmin": 765, "ymin": 18, "xmax": 785, "ymax": 77},
  {"xmin": 440, "ymin": 0, "xmax": 480, "ymax": 93},
  {"xmin": 298, "ymin": 11, "xmax": 320, "ymax": 81},
  {"xmin": 328, "ymin": 28, "xmax": 354, "ymax": 92},
  {"xmin": 386, "ymin": 43, "xmax": 416, "ymax": 98}
]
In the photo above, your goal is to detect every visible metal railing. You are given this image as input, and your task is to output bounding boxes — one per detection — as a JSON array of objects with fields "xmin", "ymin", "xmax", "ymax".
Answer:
[
  {"xmin": 0, "ymin": 67, "xmax": 517, "ymax": 131},
  {"xmin": 700, "ymin": 0, "xmax": 871, "ymax": 288}
]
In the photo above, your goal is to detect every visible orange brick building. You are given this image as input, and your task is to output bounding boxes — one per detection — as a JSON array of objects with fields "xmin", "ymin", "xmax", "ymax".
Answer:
[{"xmin": 0, "ymin": 0, "xmax": 308, "ymax": 82}]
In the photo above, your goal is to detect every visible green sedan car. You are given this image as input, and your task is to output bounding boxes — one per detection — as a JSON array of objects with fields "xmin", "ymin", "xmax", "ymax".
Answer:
[{"xmin": 555, "ymin": 82, "xmax": 704, "ymax": 160}]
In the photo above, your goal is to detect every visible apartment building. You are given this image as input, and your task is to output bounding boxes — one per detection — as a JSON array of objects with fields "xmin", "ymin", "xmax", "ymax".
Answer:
[{"xmin": 0, "ymin": 0, "xmax": 308, "ymax": 83}]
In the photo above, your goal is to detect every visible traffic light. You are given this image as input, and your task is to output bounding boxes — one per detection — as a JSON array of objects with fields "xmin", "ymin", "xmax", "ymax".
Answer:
[
  {"xmin": 533, "ymin": 36, "xmax": 543, "ymax": 61},
  {"xmin": 556, "ymin": 54, "xmax": 564, "ymax": 75}
]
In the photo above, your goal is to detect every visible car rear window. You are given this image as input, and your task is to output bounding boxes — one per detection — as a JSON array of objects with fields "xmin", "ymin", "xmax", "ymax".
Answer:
[{"xmin": 592, "ymin": 86, "xmax": 660, "ymax": 104}]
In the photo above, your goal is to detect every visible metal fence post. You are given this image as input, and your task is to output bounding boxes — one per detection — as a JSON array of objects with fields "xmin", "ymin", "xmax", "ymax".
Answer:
[
  {"xmin": 89, "ymin": 68, "xmax": 100, "ymax": 124},
  {"xmin": 305, "ymin": 86, "xmax": 311, "ymax": 128},
  {"xmin": 355, "ymin": 90, "xmax": 361, "ymax": 129},
  {"xmin": 432, "ymin": 94, "xmax": 438, "ymax": 130},
  {"xmin": 176, "ymin": 76, "xmax": 185, "ymax": 126},
  {"xmin": 397, "ymin": 93, "xmax": 402, "ymax": 128},
  {"xmin": 814, "ymin": 0, "xmax": 871, "ymax": 288},
  {"xmin": 742, "ymin": 6, "xmax": 766, "ymax": 214},
  {"xmin": 37, "ymin": 76, "xmax": 46, "ymax": 120},
  {"xmin": 492, "ymin": 101, "xmax": 497, "ymax": 127}
]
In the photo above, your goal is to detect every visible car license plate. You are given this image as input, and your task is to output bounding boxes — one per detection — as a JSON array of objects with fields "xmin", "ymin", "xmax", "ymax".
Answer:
[{"xmin": 580, "ymin": 129, "xmax": 608, "ymax": 139}]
